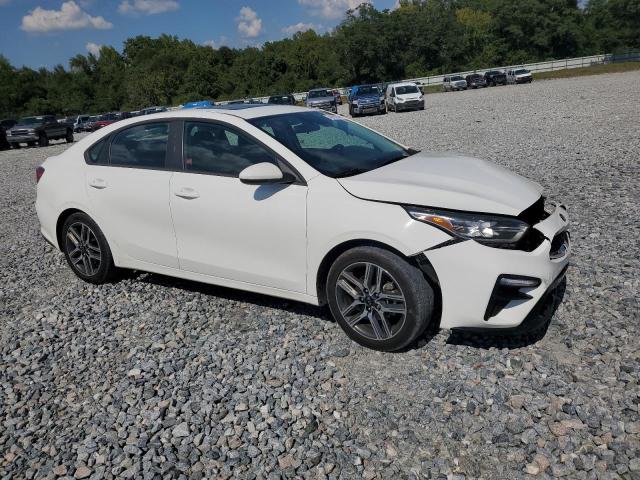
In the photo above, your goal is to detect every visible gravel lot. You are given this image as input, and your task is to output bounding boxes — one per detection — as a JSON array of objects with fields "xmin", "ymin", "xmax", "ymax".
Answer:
[{"xmin": 1, "ymin": 72, "xmax": 639, "ymax": 480}]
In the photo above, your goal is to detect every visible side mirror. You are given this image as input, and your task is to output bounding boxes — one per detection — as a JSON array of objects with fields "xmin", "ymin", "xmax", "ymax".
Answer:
[{"xmin": 239, "ymin": 162, "xmax": 291, "ymax": 185}]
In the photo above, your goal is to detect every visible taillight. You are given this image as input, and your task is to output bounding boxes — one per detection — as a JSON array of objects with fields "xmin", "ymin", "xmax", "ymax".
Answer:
[{"xmin": 36, "ymin": 166, "xmax": 45, "ymax": 183}]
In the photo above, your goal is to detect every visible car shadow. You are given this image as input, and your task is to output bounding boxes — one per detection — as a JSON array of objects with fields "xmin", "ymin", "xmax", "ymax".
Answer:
[
  {"xmin": 131, "ymin": 270, "xmax": 333, "ymax": 322},
  {"xmin": 444, "ymin": 278, "xmax": 567, "ymax": 349},
  {"xmin": 124, "ymin": 271, "xmax": 566, "ymax": 352}
]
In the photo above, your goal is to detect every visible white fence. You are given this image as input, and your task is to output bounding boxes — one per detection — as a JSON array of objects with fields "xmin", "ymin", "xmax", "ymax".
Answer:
[{"xmin": 218, "ymin": 52, "xmax": 639, "ymax": 104}]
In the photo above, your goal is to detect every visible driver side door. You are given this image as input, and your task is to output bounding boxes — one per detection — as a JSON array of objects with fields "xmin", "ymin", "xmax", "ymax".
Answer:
[{"xmin": 169, "ymin": 120, "xmax": 308, "ymax": 293}]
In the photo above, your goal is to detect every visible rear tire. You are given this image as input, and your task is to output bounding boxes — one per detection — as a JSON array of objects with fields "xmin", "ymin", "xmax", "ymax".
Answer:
[
  {"xmin": 327, "ymin": 246, "xmax": 434, "ymax": 352},
  {"xmin": 61, "ymin": 212, "xmax": 118, "ymax": 285},
  {"xmin": 65, "ymin": 129, "xmax": 74, "ymax": 143}
]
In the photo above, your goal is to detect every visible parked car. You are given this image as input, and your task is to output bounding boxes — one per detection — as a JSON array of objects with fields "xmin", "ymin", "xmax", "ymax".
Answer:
[
  {"xmin": 34, "ymin": 105, "xmax": 570, "ymax": 351},
  {"xmin": 72, "ymin": 115, "xmax": 91, "ymax": 132},
  {"xmin": 484, "ymin": 70, "xmax": 507, "ymax": 86},
  {"xmin": 385, "ymin": 82, "xmax": 425, "ymax": 112},
  {"xmin": 6, "ymin": 115, "xmax": 73, "ymax": 148},
  {"xmin": 306, "ymin": 88, "xmax": 337, "ymax": 113},
  {"xmin": 331, "ymin": 89, "xmax": 343, "ymax": 105},
  {"xmin": 84, "ymin": 116, "xmax": 100, "ymax": 132},
  {"xmin": 268, "ymin": 94, "xmax": 296, "ymax": 105},
  {"xmin": 142, "ymin": 106, "xmax": 167, "ymax": 115},
  {"xmin": 443, "ymin": 75, "xmax": 467, "ymax": 92},
  {"xmin": 1, "ymin": 119, "xmax": 17, "ymax": 150},
  {"xmin": 93, "ymin": 113, "xmax": 119, "ymax": 130},
  {"xmin": 348, "ymin": 84, "xmax": 386, "ymax": 117},
  {"xmin": 465, "ymin": 73, "xmax": 487, "ymax": 89},
  {"xmin": 507, "ymin": 68, "xmax": 533, "ymax": 84}
]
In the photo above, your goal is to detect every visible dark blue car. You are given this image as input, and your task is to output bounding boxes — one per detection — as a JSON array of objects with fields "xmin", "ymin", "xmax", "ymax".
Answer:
[{"xmin": 348, "ymin": 84, "xmax": 386, "ymax": 117}]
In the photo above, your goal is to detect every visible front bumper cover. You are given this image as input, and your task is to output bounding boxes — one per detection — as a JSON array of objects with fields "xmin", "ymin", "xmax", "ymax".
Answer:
[
  {"xmin": 8, "ymin": 134, "xmax": 38, "ymax": 143},
  {"xmin": 422, "ymin": 202, "xmax": 570, "ymax": 330}
]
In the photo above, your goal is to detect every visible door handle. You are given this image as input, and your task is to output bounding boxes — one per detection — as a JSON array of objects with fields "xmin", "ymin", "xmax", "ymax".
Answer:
[
  {"xmin": 174, "ymin": 187, "xmax": 200, "ymax": 199},
  {"xmin": 89, "ymin": 178, "xmax": 107, "ymax": 189}
]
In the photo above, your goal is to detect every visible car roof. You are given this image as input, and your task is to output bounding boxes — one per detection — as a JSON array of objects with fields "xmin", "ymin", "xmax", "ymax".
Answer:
[{"xmin": 100, "ymin": 105, "xmax": 308, "ymax": 123}]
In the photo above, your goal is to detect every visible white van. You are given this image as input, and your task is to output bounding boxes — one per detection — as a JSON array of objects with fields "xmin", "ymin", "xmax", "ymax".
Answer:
[{"xmin": 385, "ymin": 82, "xmax": 425, "ymax": 112}]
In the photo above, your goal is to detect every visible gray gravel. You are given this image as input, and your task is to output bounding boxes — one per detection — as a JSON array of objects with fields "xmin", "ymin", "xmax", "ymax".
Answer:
[{"xmin": 1, "ymin": 71, "xmax": 639, "ymax": 479}]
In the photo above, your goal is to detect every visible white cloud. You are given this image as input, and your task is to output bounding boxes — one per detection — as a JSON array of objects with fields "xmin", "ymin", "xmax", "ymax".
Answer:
[
  {"xmin": 237, "ymin": 6, "xmax": 262, "ymax": 38},
  {"xmin": 298, "ymin": 0, "xmax": 370, "ymax": 19},
  {"xmin": 21, "ymin": 1, "xmax": 113, "ymax": 32},
  {"xmin": 282, "ymin": 22, "xmax": 323, "ymax": 35},
  {"xmin": 86, "ymin": 42, "xmax": 101, "ymax": 56},
  {"xmin": 118, "ymin": 0, "xmax": 179, "ymax": 15}
]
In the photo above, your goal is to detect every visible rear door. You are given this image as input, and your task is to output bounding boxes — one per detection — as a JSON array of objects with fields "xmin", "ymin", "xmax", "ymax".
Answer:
[{"xmin": 84, "ymin": 121, "xmax": 180, "ymax": 268}]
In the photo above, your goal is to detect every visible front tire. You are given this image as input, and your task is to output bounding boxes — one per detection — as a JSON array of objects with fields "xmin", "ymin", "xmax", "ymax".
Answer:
[
  {"xmin": 65, "ymin": 129, "xmax": 74, "ymax": 143},
  {"xmin": 38, "ymin": 134, "xmax": 49, "ymax": 147},
  {"xmin": 62, "ymin": 213, "xmax": 117, "ymax": 284},
  {"xmin": 327, "ymin": 246, "xmax": 434, "ymax": 352}
]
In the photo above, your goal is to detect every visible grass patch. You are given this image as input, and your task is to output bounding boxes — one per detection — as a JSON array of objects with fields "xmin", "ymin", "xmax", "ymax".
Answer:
[{"xmin": 533, "ymin": 61, "xmax": 640, "ymax": 80}]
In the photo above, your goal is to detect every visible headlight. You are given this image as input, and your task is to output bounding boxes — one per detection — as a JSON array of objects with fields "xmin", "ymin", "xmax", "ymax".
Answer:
[
  {"xmin": 405, "ymin": 206, "xmax": 529, "ymax": 246},
  {"xmin": 353, "ymin": 100, "xmax": 358, "ymax": 105},
  {"xmin": 397, "ymin": 97, "xmax": 405, "ymax": 102},
  {"xmin": 379, "ymin": 96, "xmax": 385, "ymax": 102}
]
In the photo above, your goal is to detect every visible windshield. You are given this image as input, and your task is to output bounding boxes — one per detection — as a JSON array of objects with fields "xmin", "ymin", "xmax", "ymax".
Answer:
[
  {"xmin": 355, "ymin": 85, "xmax": 380, "ymax": 95},
  {"xmin": 487, "ymin": 70, "xmax": 502, "ymax": 75},
  {"xmin": 514, "ymin": 69, "xmax": 529, "ymax": 75},
  {"xmin": 451, "ymin": 76, "xmax": 464, "ymax": 81},
  {"xmin": 395, "ymin": 85, "xmax": 419, "ymax": 95},
  {"xmin": 249, "ymin": 111, "xmax": 413, "ymax": 178},
  {"xmin": 308, "ymin": 89, "xmax": 331, "ymax": 99},
  {"xmin": 19, "ymin": 117, "xmax": 44, "ymax": 125},
  {"xmin": 99, "ymin": 114, "xmax": 117, "ymax": 121}
]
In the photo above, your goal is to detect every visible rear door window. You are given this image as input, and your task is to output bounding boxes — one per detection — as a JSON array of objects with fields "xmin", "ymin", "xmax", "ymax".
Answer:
[{"xmin": 110, "ymin": 123, "xmax": 169, "ymax": 169}]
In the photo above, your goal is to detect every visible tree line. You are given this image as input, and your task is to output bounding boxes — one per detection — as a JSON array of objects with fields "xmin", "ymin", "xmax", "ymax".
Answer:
[{"xmin": 0, "ymin": 0, "xmax": 638, "ymax": 117}]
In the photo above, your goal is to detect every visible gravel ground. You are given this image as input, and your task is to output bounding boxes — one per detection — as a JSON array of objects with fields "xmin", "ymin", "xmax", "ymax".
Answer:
[{"xmin": 1, "ymin": 72, "xmax": 639, "ymax": 480}]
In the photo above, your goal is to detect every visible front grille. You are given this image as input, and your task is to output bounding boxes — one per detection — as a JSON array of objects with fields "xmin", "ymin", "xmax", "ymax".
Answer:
[{"xmin": 11, "ymin": 130, "xmax": 29, "ymax": 135}]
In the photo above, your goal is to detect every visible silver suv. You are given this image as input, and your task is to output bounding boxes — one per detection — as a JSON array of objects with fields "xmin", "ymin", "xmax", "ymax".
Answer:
[
  {"xmin": 443, "ymin": 75, "xmax": 468, "ymax": 92},
  {"xmin": 306, "ymin": 88, "xmax": 337, "ymax": 113}
]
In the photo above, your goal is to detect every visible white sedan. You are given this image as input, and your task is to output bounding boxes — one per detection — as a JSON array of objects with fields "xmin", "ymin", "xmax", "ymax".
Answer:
[{"xmin": 35, "ymin": 105, "xmax": 570, "ymax": 351}]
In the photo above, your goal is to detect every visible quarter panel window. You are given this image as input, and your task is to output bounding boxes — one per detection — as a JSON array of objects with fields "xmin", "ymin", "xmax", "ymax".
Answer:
[
  {"xmin": 183, "ymin": 122, "xmax": 276, "ymax": 176},
  {"xmin": 87, "ymin": 138, "xmax": 109, "ymax": 165},
  {"xmin": 110, "ymin": 123, "xmax": 169, "ymax": 169}
]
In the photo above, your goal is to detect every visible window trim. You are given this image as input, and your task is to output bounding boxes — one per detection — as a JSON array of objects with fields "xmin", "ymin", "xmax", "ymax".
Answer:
[
  {"xmin": 178, "ymin": 118, "xmax": 306, "ymax": 185},
  {"xmin": 83, "ymin": 119, "xmax": 182, "ymax": 172}
]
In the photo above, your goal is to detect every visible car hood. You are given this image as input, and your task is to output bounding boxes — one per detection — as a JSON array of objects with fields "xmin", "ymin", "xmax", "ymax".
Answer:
[
  {"xmin": 353, "ymin": 94, "xmax": 380, "ymax": 101},
  {"xmin": 337, "ymin": 152, "xmax": 543, "ymax": 216}
]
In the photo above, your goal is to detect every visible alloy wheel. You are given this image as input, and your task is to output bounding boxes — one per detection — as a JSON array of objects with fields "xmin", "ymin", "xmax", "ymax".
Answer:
[
  {"xmin": 335, "ymin": 262, "xmax": 407, "ymax": 341},
  {"xmin": 65, "ymin": 222, "xmax": 102, "ymax": 276}
]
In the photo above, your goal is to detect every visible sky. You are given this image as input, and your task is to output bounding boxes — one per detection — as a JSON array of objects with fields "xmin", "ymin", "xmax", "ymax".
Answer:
[{"xmin": 0, "ymin": 0, "xmax": 398, "ymax": 69}]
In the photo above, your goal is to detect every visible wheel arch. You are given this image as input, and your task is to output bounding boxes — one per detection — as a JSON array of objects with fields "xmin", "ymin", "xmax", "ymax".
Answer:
[
  {"xmin": 55, "ymin": 208, "xmax": 86, "ymax": 250},
  {"xmin": 315, "ymin": 239, "xmax": 441, "ymax": 314}
]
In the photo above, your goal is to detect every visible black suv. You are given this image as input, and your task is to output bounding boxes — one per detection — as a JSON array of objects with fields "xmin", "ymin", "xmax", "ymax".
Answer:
[
  {"xmin": 484, "ymin": 70, "xmax": 507, "ymax": 86},
  {"xmin": 268, "ymin": 94, "xmax": 296, "ymax": 105}
]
